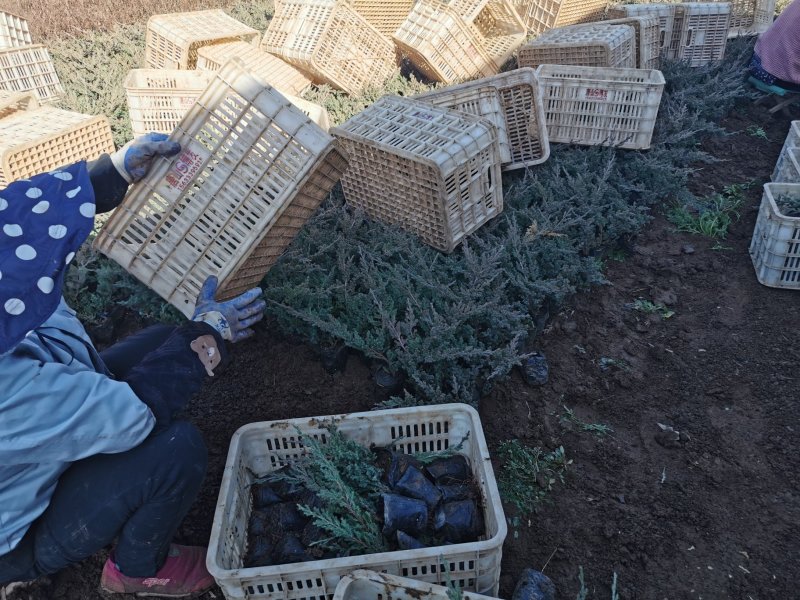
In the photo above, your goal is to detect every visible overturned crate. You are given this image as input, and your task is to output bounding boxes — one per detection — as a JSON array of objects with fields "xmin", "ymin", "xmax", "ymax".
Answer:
[
  {"xmin": 207, "ymin": 404, "xmax": 507, "ymax": 599},
  {"xmin": 414, "ymin": 67, "xmax": 550, "ymax": 170},
  {"xmin": 0, "ymin": 89, "xmax": 37, "ymax": 119},
  {"xmin": 334, "ymin": 570, "xmax": 500, "ymax": 600},
  {"xmin": 261, "ymin": 0, "xmax": 397, "ymax": 95},
  {"xmin": 394, "ymin": 0, "xmax": 526, "ymax": 84},
  {"xmin": 0, "ymin": 106, "xmax": 114, "ymax": 188},
  {"xmin": 772, "ymin": 121, "xmax": 800, "ymax": 181},
  {"xmin": 349, "ymin": 0, "xmax": 417, "ymax": 37},
  {"xmin": 600, "ymin": 15, "xmax": 661, "ymax": 69},
  {"xmin": 331, "ymin": 96, "xmax": 503, "ymax": 253},
  {"xmin": 536, "ymin": 64, "xmax": 665, "ymax": 150},
  {"xmin": 94, "ymin": 59, "xmax": 348, "ymax": 317},
  {"xmin": 749, "ymin": 183, "xmax": 800, "ymax": 290},
  {"xmin": 0, "ymin": 10, "xmax": 32, "ymax": 48},
  {"xmin": 145, "ymin": 10, "xmax": 260, "ymax": 69},
  {"xmin": 518, "ymin": 23, "xmax": 637, "ymax": 69},
  {"xmin": 512, "ymin": 0, "xmax": 609, "ymax": 35},
  {"xmin": 0, "ymin": 45, "xmax": 64, "ymax": 104}
]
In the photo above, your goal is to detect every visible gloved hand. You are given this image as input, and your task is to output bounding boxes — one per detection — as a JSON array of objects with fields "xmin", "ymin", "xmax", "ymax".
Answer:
[
  {"xmin": 192, "ymin": 276, "xmax": 265, "ymax": 343},
  {"xmin": 110, "ymin": 132, "xmax": 182, "ymax": 183}
]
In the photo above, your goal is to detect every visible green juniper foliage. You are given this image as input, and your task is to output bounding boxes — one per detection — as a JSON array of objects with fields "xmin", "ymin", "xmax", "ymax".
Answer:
[{"xmin": 497, "ymin": 440, "xmax": 569, "ymax": 514}]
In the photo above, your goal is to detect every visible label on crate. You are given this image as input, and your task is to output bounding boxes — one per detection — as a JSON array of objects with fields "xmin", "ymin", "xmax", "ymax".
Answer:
[
  {"xmin": 585, "ymin": 88, "xmax": 609, "ymax": 101},
  {"xmin": 412, "ymin": 110, "xmax": 435, "ymax": 121},
  {"xmin": 165, "ymin": 148, "xmax": 205, "ymax": 192}
]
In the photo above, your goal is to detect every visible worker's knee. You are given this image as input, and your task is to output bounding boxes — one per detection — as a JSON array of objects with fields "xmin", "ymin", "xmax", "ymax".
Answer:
[{"xmin": 153, "ymin": 421, "xmax": 208, "ymax": 489}]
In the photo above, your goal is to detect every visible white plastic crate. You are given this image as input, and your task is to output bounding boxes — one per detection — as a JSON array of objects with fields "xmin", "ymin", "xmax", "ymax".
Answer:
[
  {"xmin": 772, "ymin": 121, "xmax": 800, "ymax": 181},
  {"xmin": 0, "ymin": 10, "xmax": 32, "ymax": 48},
  {"xmin": 512, "ymin": 0, "xmax": 610, "ymax": 35},
  {"xmin": 0, "ymin": 89, "xmax": 37, "ymax": 119},
  {"xmin": 536, "ymin": 64, "xmax": 665, "ymax": 150},
  {"xmin": 333, "ymin": 570, "xmax": 500, "ymax": 600},
  {"xmin": 518, "ymin": 24, "xmax": 637, "ymax": 69},
  {"xmin": 772, "ymin": 147, "xmax": 800, "ymax": 184},
  {"xmin": 207, "ymin": 404, "xmax": 507, "ymax": 600},
  {"xmin": 600, "ymin": 15, "xmax": 661, "ymax": 69},
  {"xmin": 685, "ymin": 0, "xmax": 776, "ymax": 36},
  {"xmin": 749, "ymin": 183, "xmax": 800, "ymax": 289},
  {"xmin": 0, "ymin": 44, "xmax": 64, "ymax": 103}
]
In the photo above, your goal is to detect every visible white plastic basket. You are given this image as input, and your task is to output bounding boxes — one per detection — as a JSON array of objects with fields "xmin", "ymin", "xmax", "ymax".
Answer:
[
  {"xmin": 333, "ymin": 570, "xmax": 500, "ymax": 600},
  {"xmin": 772, "ymin": 121, "xmax": 800, "ymax": 182},
  {"xmin": 773, "ymin": 147, "xmax": 800, "ymax": 184},
  {"xmin": 207, "ymin": 404, "xmax": 507, "ymax": 600},
  {"xmin": 0, "ymin": 10, "xmax": 31, "ymax": 48},
  {"xmin": 749, "ymin": 183, "xmax": 800, "ymax": 289}
]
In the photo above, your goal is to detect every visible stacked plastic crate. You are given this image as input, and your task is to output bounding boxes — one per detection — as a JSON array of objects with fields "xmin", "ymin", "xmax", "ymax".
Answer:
[{"xmin": 518, "ymin": 23, "xmax": 637, "ymax": 69}]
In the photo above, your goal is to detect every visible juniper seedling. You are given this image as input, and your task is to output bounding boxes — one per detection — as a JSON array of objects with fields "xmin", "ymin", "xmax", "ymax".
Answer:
[
  {"xmin": 560, "ymin": 406, "xmax": 613, "ymax": 437},
  {"xmin": 497, "ymin": 440, "xmax": 569, "ymax": 515}
]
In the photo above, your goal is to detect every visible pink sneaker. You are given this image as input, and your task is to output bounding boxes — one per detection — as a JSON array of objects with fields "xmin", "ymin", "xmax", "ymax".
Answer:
[{"xmin": 100, "ymin": 545, "xmax": 215, "ymax": 598}]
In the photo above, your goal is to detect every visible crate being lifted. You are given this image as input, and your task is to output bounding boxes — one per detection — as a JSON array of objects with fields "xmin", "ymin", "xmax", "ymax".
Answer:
[
  {"xmin": 0, "ymin": 45, "xmax": 64, "ymax": 104},
  {"xmin": 145, "ymin": 10, "xmax": 260, "ymax": 69},
  {"xmin": 333, "ymin": 570, "xmax": 500, "ymax": 600},
  {"xmin": 413, "ymin": 67, "xmax": 550, "ymax": 170},
  {"xmin": 608, "ymin": 2, "xmax": 731, "ymax": 67},
  {"xmin": 511, "ymin": 0, "xmax": 609, "ymax": 35},
  {"xmin": 750, "ymin": 183, "xmax": 800, "ymax": 289},
  {"xmin": 0, "ymin": 11, "xmax": 32, "ymax": 48},
  {"xmin": 536, "ymin": 64, "xmax": 665, "ymax": 150},
  {"xmin": 207, "ymin": 404, "xmax": 506, "ymax": 600},
  {"xmin": 94, "ymin": 59, "xmax": 348, "ymax": 317},
  {"xmin": 599, "ymin": 15, "xmax": 661, "ymax": 69},
  {"xmin": 331, "ymin": 96, "xmax": 502, "ymax": 253},
  {"xmin": 394, "ymin": 0, "xmax": 526, "ymax": 84},
  {"xmin": 0, "ymin": 106, "xmax": 115, "ymax": 188},
  {"xmin": 261, "ymin": 0, "xmax": 397, "ymax": 96},
  {"xmin": 518, "ymin": 24, "xmax": 637, "ymax": 69}
]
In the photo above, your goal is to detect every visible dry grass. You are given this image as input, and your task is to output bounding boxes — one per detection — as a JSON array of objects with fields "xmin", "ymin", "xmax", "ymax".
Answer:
[{"xmin": 3, "ymin": 0, "xmax": 272, "ymax": 39}]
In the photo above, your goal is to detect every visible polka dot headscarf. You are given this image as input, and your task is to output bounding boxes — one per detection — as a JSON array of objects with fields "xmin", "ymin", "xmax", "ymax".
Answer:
[{"xmin": 0, "ymin": 162, "xmax": 95, "ymax": 354}]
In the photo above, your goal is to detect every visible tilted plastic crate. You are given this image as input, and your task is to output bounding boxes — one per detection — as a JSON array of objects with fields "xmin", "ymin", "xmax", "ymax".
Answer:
[
  {"xmin": 0, "ymin": 10, "xmax": 32, "ymax": 48},
  {"xmin": 145, "ymin": 10, "xmax": 260, "ymax": 69},
  {"xmin": 207, "ymin": 404, "xmax": 507, "ymax": 600},
  {"xmin": 0, "ymin": 106, "xmax": 114, "ymax": 188},
  {"xmin": 773, "ymin": 147, "xmax": 800, "ymax": 184},
  {"xmin": 600, "ymin": 15, "xmax": 661, "ymax": 69},
  {"xmin": 414, "ymin": 67, "xmax": 550, "ymax": 170},
  {"xmin": 684, "ymin": 0, "xmax": 775, "ymax": 36},
  {"xmin": 518, "ymin": 24, "xmax": 636, "ymax": 69},
  {"xmin": 94, "ymin": 59, "xmax": 347, "ymax": 317},
  {"xmin": 394, "ymin": 0, "xmax": 526, "ymax": 84},
  {"xmin": 261, "ymin": 0, "xmax": 397, "ymax": 96},
  {"xmin": 512, "ymin": 0, "xmax": 610, "ymax": 35},
  {"xmin": 349, "ymin": 0, "xmax": 417, "ymax": 36},
  {"xmin": 125, "ymin": 69, "xmax": 214, "ymax": 138},
  {"xmin": 536, "ymin": 64, "xmax": 665, "ymax": 150},
  {"xmin": 749, "ymin": 183, "xmax": 800, "ymax": 289},
  {"xmin": 772, "ymin": 121, "xmax": 800, "ymax": 182},
  {"xmin": 333, "ymin": 570, "xmax": 500, "ymax": 600},
  {"xmin": 331, "ymin": 96, "xmax": 503, "ymax": 252},
  {"xmin": 0, "ymin": 89, "xmax": 37, "ymax": 119},
  {"xmin": 0, "ymin": 45, "xmax": 64, "ymax": 104},
  {"xmin": 196, "ymin": 41, "xmax": 312, "ymax": 97}
]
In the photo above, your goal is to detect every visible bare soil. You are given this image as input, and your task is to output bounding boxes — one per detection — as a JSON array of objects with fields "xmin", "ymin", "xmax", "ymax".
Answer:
[{"xmin": 8, "ymin": 100, "xmax": 799, "ymax": 600}]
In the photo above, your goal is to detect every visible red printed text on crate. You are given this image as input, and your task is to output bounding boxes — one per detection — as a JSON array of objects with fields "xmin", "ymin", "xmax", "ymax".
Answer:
[
  {"xmin": 166, "ymin": 148, "xmax": 204, "ymax": 191},
  {"xmin": 585, "ymin": 88, "xmax": 609, "ymax": 101}
]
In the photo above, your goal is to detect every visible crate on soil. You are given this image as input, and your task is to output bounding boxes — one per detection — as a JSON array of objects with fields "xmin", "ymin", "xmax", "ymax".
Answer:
[
  {"xmin": 0, "ymin": 45, "xmax": 64, "ymax": 104},
  {"xmin": 207, "ymin": 404, "xmax": 507, "ymax": 600},
  {"xmin": 196, "ymin": 41, "xmax": 312, "ymax": 97},
  {"xmin": 518, "ymin": 24, "xmax": 637, "ymax": 69},
  {"xmin": 511, "ymin": 0, "xmax": 610, "ymax": 35},
  {"xmin": 330, "ymin": 95, "xmax": 503, "ymax": 253},
  {"xmin": 333, "ymin": 570, "xmax": 500, "ymax": 600},
  {"xmin": 261, "ymin": 0, "xmax": 397, "ymax": 96},
  {"xmin": 413, "ymin": 67, "xmax": 550, "ymax": 170},
  {"xmin": 599, "ymin": 15, "xmax": 661, "ymax": 69},
  {"xmin": 772, "ymin": 121, "xmax": 800, "ymax": 181},
  {"xmin": 0, "ymin": 106, "xmax": 114, "ymax": 188},
  {"xmin": 125, "ymin": 69, "xmax": 214, "ymax": 138},
  {"xmin": 0, "ymin": 89, "xmax": 37, "ymax": 119},
  {"xmin": 145, "ymin": 9, "xmax": 260, "ymax": 69},
  {"xmin": 536, "ymin": 64, "xmax": 665, "ymax": 150},
  {"xmin": 749, "ymin": 183, "xmax": 800, "ymax": 289},
  {"xmin": 607, "ymin": 2, "xmax": 730, "ymax": 67},
  {"xmin": 0, "ymin": 11, "xmax": 31, "ymax": 48},
  {"xmin": 393, "ymin": 0, "xmax": 526, "ymax": 84},
  {"xmin": 349, "ymin": 0, "xmax": 417, "ymax": 37},
  {"xmin": 772, "ymin": 147, "xmax": 800, "ymax": 184},
  {"xmin": 94, "ymin": 59, "xmax": 347, "ymax": 318}
]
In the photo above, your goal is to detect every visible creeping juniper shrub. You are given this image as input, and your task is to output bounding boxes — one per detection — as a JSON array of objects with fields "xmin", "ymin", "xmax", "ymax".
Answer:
[{"xmin": 497, "ymin": 440, "xmax": 569, "ymax": 514}]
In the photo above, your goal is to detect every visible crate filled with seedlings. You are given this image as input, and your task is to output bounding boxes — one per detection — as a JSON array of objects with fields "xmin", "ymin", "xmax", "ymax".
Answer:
[
  {"xmin": 772, "ymin": 121, "xmax": 800, "ymax": 182},
  {"xmin": 773, "ymin": 147, "xmax": 800, "ymax": 184},
  {"xmin": 0, "ymin": 10, "xmax": 32, "ymax": 48},
  {"xmin": 261, "ymin": 0, "xmax": 397, "ymax": 95},
  {"xmin": 0, "ymin": 44, "xmax": 64, "ymax": 104},
  {"xmin": 518, "ymin": 23, "xmax": 637, "ymax": 69},
  {"xmin": 413, "ymin": 67, "xmax": 550, "ymax": 170},
  {"xmin": 331, "ymin": 95, "xmax": 503, "ymax": 253},
  {"xmin": 145, "ymin": 9, "xmax": 260, "ymax": 69},
  {"xmin": 750, "ymin": 183, "xmax": 800, "ymax": 289},
  {"xmin": 94, "ymin": 59, "xmax": 348, "ymax": 317},
  {"xmin": 333, "ymin": 570, "xmax": 500, "ymax": 600},
  {"xmin": 0, "ymin": 106, "xmax": 114, "ymax": 188},
  {"xmin": 599, "ymin": 15, "xmax": 661, "ymax": 69},
  {"xmin": 207, "ymin": 404, "xmax": 507, "ymax": 600},
  {"xmin": 536, "ymin": 64, "xmax": 665, "ymax": 150},
  {"xmin": 511, "ymin": 0, "xmax": 609, "ymax": 35}
]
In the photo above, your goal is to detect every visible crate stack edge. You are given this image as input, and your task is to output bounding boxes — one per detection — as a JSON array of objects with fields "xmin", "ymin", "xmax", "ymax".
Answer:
[
  {"xmin": 518, "ymin": 24, "xmax": 637, "ymax": 69},
  {"xmin": 771, "ymin": 121, "xmax": 800, "ymax": 182},
  {"xmin": 749, "ymin": 183, "xmax": 800, "ymax": 289},
  {"xmin": 600, "ymin": 15, "xmax": 661, "ymax": 69}
]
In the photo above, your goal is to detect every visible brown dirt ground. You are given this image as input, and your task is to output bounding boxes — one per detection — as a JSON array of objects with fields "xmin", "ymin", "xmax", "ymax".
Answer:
[{"xmin": 7, "ymin": 100, "xmax": 800, "ymax": 600}]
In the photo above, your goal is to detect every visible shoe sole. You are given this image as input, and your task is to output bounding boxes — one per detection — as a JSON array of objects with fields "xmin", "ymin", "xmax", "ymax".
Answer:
[{"xmin": 99, "ymin": 584, "xmax": 211, "ymax": 598}]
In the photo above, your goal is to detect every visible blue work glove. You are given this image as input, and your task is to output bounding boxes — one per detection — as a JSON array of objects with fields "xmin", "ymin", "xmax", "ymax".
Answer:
[
  {"xmin": 110, "ymin": 132, "xmax": 182, "ymax": 183},
  {"xmin": 192, "ymin": 276, "xmax": 266, "ymax": 343}
]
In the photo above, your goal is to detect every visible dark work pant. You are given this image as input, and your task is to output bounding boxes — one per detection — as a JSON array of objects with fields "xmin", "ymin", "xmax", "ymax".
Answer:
[{"xmin": 0, "ymin": 326, "xmax": 207, "ymax": 584}]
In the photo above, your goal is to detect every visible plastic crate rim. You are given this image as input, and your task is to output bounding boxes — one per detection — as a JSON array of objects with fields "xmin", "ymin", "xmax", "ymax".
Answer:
[{"xmin": 764, "ymin": 182, "xmax": 800, "ymax": 221}]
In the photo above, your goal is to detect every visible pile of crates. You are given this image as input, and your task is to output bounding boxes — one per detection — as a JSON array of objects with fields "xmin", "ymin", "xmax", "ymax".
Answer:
[{"xmin": 0, "ymin": 11, "xmax": 63, "ymax": 104}]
